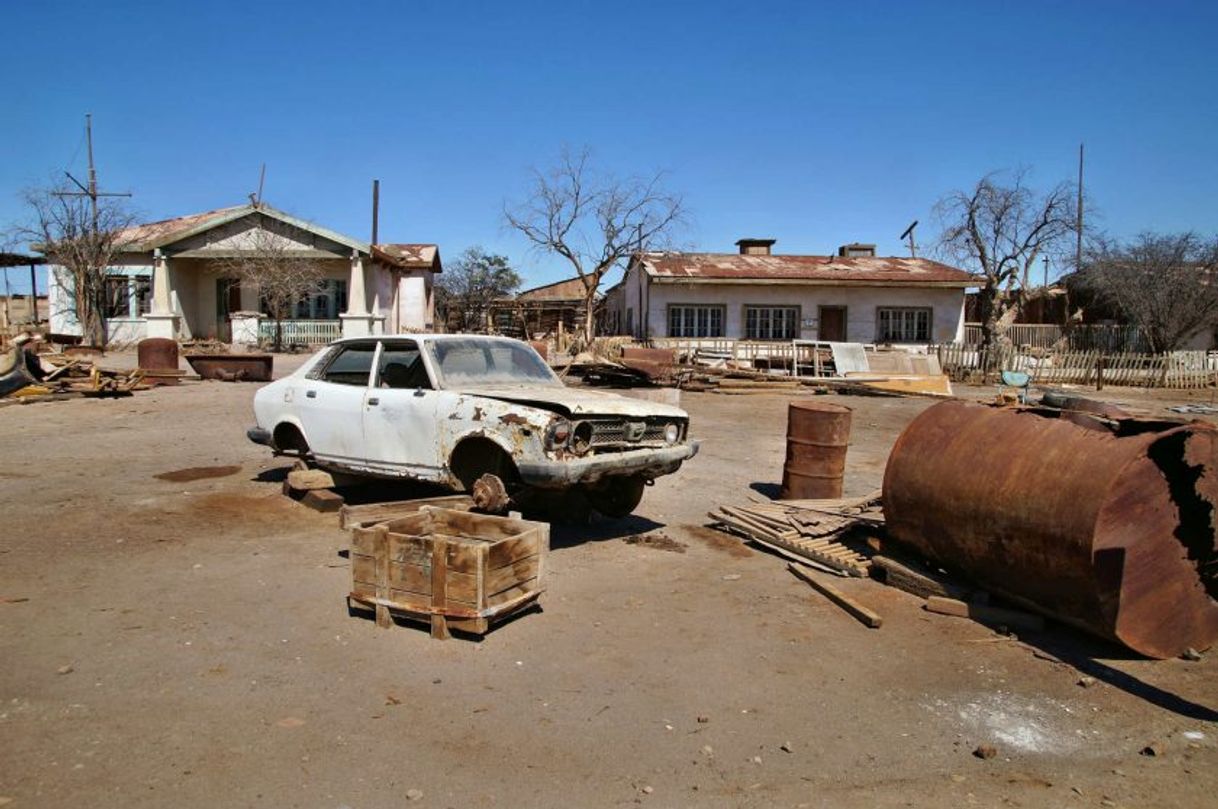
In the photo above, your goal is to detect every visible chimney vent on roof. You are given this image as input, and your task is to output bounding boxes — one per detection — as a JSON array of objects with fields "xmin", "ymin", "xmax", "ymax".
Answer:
[
  {"xmin": 736, "ymin": 238, "xmax": 776, "ymax": 256},
  {"xmin": 838, "ymin": 243, "xmax": 876, "ymax": 258}
]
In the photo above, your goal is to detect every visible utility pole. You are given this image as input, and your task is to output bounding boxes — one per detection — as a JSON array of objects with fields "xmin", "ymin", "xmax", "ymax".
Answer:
[
  {"xmin": 1043, "ymin": 255, "xmax": 1049, "ymax": 290},
  {"xmin": 54, "ymin": 114, "xmax": 132, "ymax": 232},
  {"xmin": 371, "ymin": 179, "xmax": 380, "ymax": 245},
  {"xmin": 1076, "ymin": 142, "xmax": 1084, "ymax": 272}
]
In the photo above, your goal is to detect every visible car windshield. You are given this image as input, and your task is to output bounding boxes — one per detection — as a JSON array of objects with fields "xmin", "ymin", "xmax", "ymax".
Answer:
[{"xmin": 425, "ymin": 338, "xmax": 561, "ymax": 388}]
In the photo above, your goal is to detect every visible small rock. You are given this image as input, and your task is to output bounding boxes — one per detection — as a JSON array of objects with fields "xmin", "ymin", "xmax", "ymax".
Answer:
[
  {"xmin": 1139, "ymin": 742, "xmax": 1162, "ymax": 757},
  {"xmin": 700, "ymin": 745, "xmax": 714, "ymax": 756},
  {"xmin": 1112, "ymin": 769, "xmax": 1126, "ymax": 777},
  {"xmin": 1077, "ymin": 675, "xmax": 1096, "ymax": 688},
  {"xmin": 56, "ymin": 665, "xmax": 74, "ymax": 675},
  {"xmin": 641, "ymin": 785, "xmax": 653, "ymax": 795},
  {"xmin": 973, "ymin": 744, "xmax": 997, "ymax": 760},
  {"xmin": 696, "ymin": 715, "xmax": 709, "ymax": 724},
  {"xmin": 1071, "ymin": 786, "xmax": 1083, "ymax": 796},
  {"xmin": 722, "ymin": 574, "xmax": 742, "ymax": 582},
  {"xmin": 405, "ymin": 788, "xmax": 423, "ymax": 801},
  {"xmin": 950, "ymin": 774, "xmax": 967, "ymax": 783},
  {"xmin": 780, "ymin": 742, "xmax": 793, "ymax": 754},
  {"xmin": 432, "ymin": 678, "xmax": 442, "ymax": 684},
  {"xmin": 751, "ymin": 755, "xmax": 762, "ymax": 765},
  {"xmin": 1181, "ymin": 648, "xmax": 1203, "ymax": 661},
  {"xmin": 1100, "ymin": 799, "xmax": 1116, "ymax": 808},
  {"xmin": 1182, "ymin": 731, "xmax": 1206, "ymax": 741}
]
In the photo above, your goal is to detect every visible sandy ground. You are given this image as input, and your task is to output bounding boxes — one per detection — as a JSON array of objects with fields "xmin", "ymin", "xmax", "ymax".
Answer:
[{"xmin": 1, "ymin": 355, "xmax": 1216, "ymax": 808}]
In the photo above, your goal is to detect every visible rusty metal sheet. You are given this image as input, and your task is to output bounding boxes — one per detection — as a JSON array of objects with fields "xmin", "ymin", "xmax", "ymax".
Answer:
[{"xmin": 882, "ymin": 400, "xmax": 1218, "ymax": 658}]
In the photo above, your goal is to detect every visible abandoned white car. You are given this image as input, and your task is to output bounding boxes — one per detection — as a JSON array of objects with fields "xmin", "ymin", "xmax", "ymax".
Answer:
[{"xmin": 247, "ymin": 335, "xmax": 699, "ymax": 516}]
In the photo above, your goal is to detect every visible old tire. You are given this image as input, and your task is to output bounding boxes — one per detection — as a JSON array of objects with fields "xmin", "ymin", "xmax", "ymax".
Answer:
[{"xmin": 585, "ymin": 476, "xmax": 646, "ymax": 518}]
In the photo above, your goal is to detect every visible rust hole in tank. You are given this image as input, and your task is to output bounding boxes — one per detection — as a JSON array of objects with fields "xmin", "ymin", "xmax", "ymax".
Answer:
[{"xmin": 1148, "ymin": 432, "xmax": 1218, "ymax": 601}]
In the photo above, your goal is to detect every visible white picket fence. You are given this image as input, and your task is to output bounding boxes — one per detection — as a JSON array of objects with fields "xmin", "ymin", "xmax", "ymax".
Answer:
[{"xmin": 258, "ymin": 319, "xmax": 341, "ymax": 346}]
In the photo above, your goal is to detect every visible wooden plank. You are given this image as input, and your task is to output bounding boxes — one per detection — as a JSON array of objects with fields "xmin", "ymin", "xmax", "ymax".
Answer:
[
  {"xmin": 339, "ymin": 495, "xmax": 473, "ymax": 530},
  {"xmin": 485, "ymin": 554, "xmax": 542, "ymax": 598},
  {"xmin": 787, "ymin": 563, "xmax": 882, "ymax": 628},
  {"xmin": 871, "ymin": 555, "xmax": 970, "ymax": 600},
  {"xmin": 350, "ymin": 552, "xmax": 480, "ymax": 605},
  {"xmin": 373, "ymin": 525, "xmax": 391, "ymax": 629},
  {"xmin": 924, "ymin": 596, "xmax": 1045, "ymax": 632},
  {"xmin": 430, "ymin": 539, "xmax": 451, "ymax": 640}
]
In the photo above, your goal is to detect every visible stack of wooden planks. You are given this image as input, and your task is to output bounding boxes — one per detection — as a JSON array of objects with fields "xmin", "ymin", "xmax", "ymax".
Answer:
[{"xmin": 708, "ymin": 490, "xmax": 882, "ymax": 577}]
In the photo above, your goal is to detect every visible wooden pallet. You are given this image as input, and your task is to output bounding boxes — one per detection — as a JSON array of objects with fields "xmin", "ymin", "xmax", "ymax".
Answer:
[{"xmin": 709, "ymin": 504, "xmax": 871, "ymax": 577}]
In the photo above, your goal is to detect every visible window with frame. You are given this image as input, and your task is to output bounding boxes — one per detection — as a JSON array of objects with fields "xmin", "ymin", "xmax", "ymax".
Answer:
[
  {"xmin": 320, "ymin": 343, "xmax": 378, "ymax": 386},
  {"xmin": 744, "ymin": 305, "xmax": 800, "ymax": 340},
  {"xmin": 667, "ymin": 305, "xmax": 725, "ymax": 338},
  {"xmin": 376, "ymin": 341, "xmax": 432, "ymax": 389},
  {"xmin": 877, "ymin": 307, "xmax": 932, "ymax": 343},
  {"xmin": 104, "ymin": 277, "xmax": 131, "ymax": 318}
]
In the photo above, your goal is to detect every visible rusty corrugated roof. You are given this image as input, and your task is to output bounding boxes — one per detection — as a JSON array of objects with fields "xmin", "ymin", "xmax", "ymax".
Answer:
[
  {"xmin": 518, "ymin": 275, "xmax": 587, "ymax": 301},
  {"xmin": 372, "ymin": 243, "xmax": 440, "ymax": 271},
  {"xmin": 115, "ymin": 205, "xmax": 248, "ymax": 249},
  {"xmin": 639, "ymin": 252, "xmax": 978, "ymax": 286}
]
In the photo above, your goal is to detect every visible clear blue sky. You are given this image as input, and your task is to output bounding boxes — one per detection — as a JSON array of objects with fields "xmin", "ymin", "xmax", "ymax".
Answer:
[{"xmin": 3, "ymin": 0, "xmax": 1216, "ymax": 294}]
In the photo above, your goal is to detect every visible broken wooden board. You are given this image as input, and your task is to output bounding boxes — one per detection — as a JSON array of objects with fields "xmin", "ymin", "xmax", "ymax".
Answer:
[
  {"xmin": 339, "ymin": 494, "xmax": 475, "ymax": 531},
  {"xmin": 788, "ymin": 563, "xmax": 882, "ymax": 628},
  {"xmin": 870, "ymin": 555, "xmax": 972, "ymax": 600},
  {"xmin": 924, "ymin": 596, "xmax": 1045, "ymax": 632},
  {"xmin": 843, "ymin": 373, "xmax": 953, "ymax": 398}
]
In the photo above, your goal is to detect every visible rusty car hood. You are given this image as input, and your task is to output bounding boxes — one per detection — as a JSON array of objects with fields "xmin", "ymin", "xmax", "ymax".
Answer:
[{"xmin": 449, "ymin": 384, "xmax": 687, "ymax": 418}]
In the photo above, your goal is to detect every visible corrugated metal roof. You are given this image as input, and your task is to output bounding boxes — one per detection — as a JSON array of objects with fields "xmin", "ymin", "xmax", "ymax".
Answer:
[
  {"xmin": 372, "ymin": 243, "xmax": 440, "ymax": 270},
  {"xmin": 114, "ymin": 202, "xmax": 371, "ymax": 255},
  {"xmin": 518, "ymin": 275, "xmax": 587, "ymax": 301},
  {"xmin": 639, "ymin": 252, "xmax": 978, "ymax": 286}
]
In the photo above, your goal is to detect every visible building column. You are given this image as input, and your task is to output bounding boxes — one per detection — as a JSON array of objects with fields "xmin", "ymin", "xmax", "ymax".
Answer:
[
  {"xmin": 340, "ymin": 252, "xmax": 384, "ymax": 338},
  {"xmin": 144, "ymin": 249, "xmax": 180, "ymax": 339}
]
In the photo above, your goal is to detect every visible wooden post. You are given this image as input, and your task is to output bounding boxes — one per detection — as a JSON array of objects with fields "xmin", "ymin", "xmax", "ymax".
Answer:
[
  {"xmin": 29, "ymin": 263, "xmax": 39, "ymax": 323},
  {"xmin": 1095, "ymin": 356, "xmax": 1105, "ymax": 391}
]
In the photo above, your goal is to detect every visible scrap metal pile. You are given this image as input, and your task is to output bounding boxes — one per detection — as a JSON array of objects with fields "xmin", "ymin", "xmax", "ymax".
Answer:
[{"xmin": 1, "ymin": 340, "xmax": 148, "ymax": 403}]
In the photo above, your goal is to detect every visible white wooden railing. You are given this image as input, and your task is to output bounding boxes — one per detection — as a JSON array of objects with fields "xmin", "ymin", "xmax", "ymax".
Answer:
[{"xmin": 258, "ymin": 319, "xmax": 341, "ymax": 346}]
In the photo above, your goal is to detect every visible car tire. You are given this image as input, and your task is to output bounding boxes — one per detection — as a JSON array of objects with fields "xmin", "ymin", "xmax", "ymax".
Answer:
[{"xmin": 585, "ymin": 475, "xmax": 646, "ymax": 518}]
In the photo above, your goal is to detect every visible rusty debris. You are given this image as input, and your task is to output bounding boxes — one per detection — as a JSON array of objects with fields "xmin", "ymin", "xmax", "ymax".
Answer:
[
  {"xmin": 883, "ymin": 400, "xmax": 1218, "ymax": 658},
  {"xmin": 780, "ymin": 401, "xmax": 852, "ymax": 500}
]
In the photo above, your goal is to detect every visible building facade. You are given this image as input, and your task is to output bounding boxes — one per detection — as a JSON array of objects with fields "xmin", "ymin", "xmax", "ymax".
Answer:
[
  {"xmin": 608, "ymin": 239, "xmax": 976, "ymax": 345},
  {"xmin": 47, "ymin": 202, "xmax": 440, "ymax": 345}
]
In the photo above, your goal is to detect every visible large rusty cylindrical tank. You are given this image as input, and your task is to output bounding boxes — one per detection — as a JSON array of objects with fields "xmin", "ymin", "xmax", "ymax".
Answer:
[
  {"xmin": 137, "ymin": 337, "xmax": 179, "ymax": 371},
  {"xmin": 780, "ymin": 401, "xmax": 852, "ymax": 500},
  {"xmin": 883, "ymin": 400, "xmax": 1218, "ymax": 658}
]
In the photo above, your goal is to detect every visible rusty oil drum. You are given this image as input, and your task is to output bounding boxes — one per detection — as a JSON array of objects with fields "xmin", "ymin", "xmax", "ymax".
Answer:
[
  {"xmin": 779, "ymin": 401, "xmax": 852, "ymax": 500},
  {"xmin": 883, "ymin": 400, "xmax": 1218, "ymax": 658},
  {"xmin": 137, "ymin": 337, "xmax": 179, "ymax": 371}
]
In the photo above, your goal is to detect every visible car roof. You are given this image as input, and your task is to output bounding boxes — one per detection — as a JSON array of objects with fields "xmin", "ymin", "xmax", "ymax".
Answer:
[{"xmin": 329, "ymin": 333, "xmax": 523, "ymax": 345}]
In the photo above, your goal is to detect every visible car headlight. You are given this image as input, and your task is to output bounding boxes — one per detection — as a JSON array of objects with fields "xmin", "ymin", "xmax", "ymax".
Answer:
[
  {"xmin": 570, "ymin": 421, "xmax": 594, "ymax": 455},
  {"xmin": 664, "ymin": 423, "xmax": 680, "ymax": 444},
  {"xmin": 545, "ymin": 418, "xmax": 572, "ymax": 450}
]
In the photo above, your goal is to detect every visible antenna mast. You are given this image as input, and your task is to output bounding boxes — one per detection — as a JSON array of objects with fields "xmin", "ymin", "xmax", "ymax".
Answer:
[
  {"xmin": 54, "ymin": 113, "xmax": 132, "ymax": 231},
  {"xmin": 899, "ymin": 220, "xmax": 919, "ymax": 257}
]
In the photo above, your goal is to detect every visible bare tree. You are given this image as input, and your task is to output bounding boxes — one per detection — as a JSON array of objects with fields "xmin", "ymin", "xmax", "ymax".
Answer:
[
  {"xmin": 435, "ymin": 247, "xmax": 521, "ymax": 332},
  {"xmin": 935, "ymin": 170, "xmax": 1077, "ymax": 353},
  {"xmin": 17, "ymin": 185, "xmax": 137, "ymax": 345},
  {"xmin": 505, "ymin": 148, "xmax": 684, "ymax": 343},
  {"xmin": 1077, "ymin": 232, "xmax": 1218, "ymax": 353},
  {"xmin": 213, "ymin": 214, "xmax": 326, "ymax": 351}
]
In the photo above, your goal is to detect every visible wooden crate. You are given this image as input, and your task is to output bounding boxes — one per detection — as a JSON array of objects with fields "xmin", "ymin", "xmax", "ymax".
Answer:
[{"xmin": 348, "ymin": 507, "xmax": 548, "ymax": 639}]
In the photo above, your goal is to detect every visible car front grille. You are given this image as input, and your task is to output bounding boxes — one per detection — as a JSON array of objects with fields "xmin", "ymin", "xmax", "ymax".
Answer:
[{"xmin": 584, "ymin": 417, "xmax": 681, "ymax": 448}]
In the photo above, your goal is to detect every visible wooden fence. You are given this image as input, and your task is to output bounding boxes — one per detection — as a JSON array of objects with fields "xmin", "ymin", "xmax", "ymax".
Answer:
[
  {"xmin": 963, "ymin": 323, "xmax": 1150, "ymax": 352},
  {"xmin": 934, "ymin": 343, "xmax": 1218, "ymax": 389}
]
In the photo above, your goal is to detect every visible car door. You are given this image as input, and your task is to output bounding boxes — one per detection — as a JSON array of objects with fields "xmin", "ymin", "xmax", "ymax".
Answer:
[
  {"xmin": 360, "ymin": 339, "xmax": 445, "ymax": 479},
  {"xmin": 297, "ymin": 340, "xmax": 378, "ymax": 467}
]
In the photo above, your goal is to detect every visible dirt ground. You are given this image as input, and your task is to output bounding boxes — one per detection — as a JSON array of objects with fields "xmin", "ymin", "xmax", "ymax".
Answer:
[{"xmin": 2, "ymin": 355, "xmax": 1217, "ymax": 808}]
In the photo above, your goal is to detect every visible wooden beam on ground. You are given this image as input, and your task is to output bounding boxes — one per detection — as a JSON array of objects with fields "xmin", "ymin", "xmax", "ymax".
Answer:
[
  {"xmin": 787, "ymin": 563, "xmax": 882, "ymax": 628},
  {"xmin": 923, "ymin": 596, "xmax": 1045, "ymax": 632},
  {"xmin": 301, "ymin": 489, "xmax": 345, "ymax": 513}
]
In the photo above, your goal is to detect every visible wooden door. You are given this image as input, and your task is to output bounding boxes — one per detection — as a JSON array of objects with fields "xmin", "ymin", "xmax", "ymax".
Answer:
[{"xmin": 819, "ymin": 306, "xmax": 847, "ymax": 341}]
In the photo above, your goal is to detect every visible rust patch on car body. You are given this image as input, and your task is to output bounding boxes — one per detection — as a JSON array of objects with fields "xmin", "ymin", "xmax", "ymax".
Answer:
[{"xmin": 499, "ymin": 413, "xmax": 529, "ymax": 426}]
